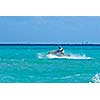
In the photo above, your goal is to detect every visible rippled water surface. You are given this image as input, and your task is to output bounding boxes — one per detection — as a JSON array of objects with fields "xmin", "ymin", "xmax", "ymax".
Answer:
[{"xmin": 0, "ymin": 46, "xmax": 100, "ymax": 83}]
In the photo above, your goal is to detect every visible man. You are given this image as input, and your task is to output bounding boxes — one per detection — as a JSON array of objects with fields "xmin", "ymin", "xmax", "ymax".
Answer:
[
  {"xmin": 56, "ymin": 46, "xmax": 64, "ymax": 55},
  {"xmin": 48, "ymin": 46, "xmax": 64, "ymax": 55}
]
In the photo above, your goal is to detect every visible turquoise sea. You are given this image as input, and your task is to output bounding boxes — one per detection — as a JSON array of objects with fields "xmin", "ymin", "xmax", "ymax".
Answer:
[{"xmin": 0, "ymin": 45, "xmax": 100, "ymax": 83}]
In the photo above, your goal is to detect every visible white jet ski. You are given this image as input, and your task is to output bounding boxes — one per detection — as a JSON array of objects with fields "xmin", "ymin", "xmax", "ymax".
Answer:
[
  {"xmin": 47, "ymin": 50, "xmax": 70, "ymax": 58},
  {"xmin": 47, "ymin": 50, "xmax": 91, "ymax": 59}
]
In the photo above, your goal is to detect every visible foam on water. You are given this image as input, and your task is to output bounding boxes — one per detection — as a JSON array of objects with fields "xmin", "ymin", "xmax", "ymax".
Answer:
[
  {"xmin": 38, "ymin": 53, "xmax": 92, "ymax": 60},
  {"xmin": 90, "ymin": 73, "xmax": 100, "ymax": 83},
  {"xmin": 37, "ymin": 53, "xmax": 45, "ymax": 59},
  {"xmin": 46, "ymin": 54, "xmax": 91, "ymax": 59}
]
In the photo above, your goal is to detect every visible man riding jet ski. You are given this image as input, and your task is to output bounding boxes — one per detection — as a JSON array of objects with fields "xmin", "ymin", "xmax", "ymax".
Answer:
[
  {"xmin": 57, "ymin": 46, "xmax": 64, "ymax": 55},
  {"xmin": 48, "ymin": 46, "xmax": 64, "ymax": 55}
]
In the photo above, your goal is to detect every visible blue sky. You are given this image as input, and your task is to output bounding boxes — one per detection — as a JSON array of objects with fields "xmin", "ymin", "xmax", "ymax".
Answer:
[{"xmin": 0, "ymin": 16, "xmax": 100, "ymax": 43}]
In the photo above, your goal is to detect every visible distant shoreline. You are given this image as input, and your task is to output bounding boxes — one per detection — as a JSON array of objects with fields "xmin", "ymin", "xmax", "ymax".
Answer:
[{"xmin": 0, "ymin": 44, "xmax": 100, "ymax": 46}]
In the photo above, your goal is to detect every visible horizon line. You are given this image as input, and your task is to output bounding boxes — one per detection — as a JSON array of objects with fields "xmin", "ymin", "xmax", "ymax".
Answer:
[{"xmin": 0, "ymin": 43, "xmax": 100, "ymax": 46}]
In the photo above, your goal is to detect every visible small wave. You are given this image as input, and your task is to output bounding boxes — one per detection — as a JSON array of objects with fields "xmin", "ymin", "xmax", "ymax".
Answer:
[
  {"xmin": 90, "ymin": 73, "xmax": 100, "ymax": 83},
  {"xmin": 74, "ymin": 74, "xmax": 81, "ymax": 76},
  {"xmin": 52, "ymin": 76, "xmax": 72, "ymax": 80},
  {"xmin": 37, "ymin": 53, "xmax": 45, "ymax": 59}
]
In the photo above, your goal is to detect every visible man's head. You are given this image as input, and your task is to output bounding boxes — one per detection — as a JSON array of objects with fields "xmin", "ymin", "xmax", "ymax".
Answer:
[{"xmin": 58, "ymin": 46, "xmax": 61, "ymax": 49}]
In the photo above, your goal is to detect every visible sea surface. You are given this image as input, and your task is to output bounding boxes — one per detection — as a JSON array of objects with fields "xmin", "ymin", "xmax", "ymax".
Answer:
[{"xmin": 0, "ymin": 45, "xmax": 100, "ymax": 83}]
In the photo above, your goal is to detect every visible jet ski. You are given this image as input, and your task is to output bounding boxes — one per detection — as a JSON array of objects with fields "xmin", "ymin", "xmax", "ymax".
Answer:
[
  {"xmin": 48, "ymin": 50, "xmax": 59, "ymax": 55},
  {"xmin": 47, "ymin": 50, "xmax": 91, "ymax": 59},
  {"xmin": 48, "ymin": 50, "xmax": 70, "ymax": 57},
  {"xmin": 47, "ymin": 47, "xmax": 91, "ymax": 59}
]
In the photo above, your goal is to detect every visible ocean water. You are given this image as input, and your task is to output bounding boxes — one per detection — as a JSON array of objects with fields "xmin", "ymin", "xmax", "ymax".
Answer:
[{"xmin": 0, "ymin": 45, "xmax": 100, "ymax": 83}]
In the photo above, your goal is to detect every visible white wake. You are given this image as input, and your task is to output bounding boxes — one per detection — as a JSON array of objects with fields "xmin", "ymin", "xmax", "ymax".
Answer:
[
  {"xmin": 90, "ymin": 73, "xmax": 100, "ymax": 83},
  {"xmin": 37, "ymin": 53, "xmax": 92, "ymax": 60}
]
